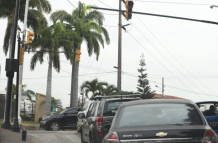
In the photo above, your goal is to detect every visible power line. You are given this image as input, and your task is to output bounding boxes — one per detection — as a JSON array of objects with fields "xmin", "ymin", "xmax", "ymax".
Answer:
[
  {"xmin": 132, "ymin": 0, "xmax": 213, "ymax": 6},
  {"xmin": 66, "ymin": 0, "xmax": 76, "ymax": 8},
  {"xmin": 127, "ymin": 31, "xmax": 205, "ymax": 100},
  {"xmin": 123, "ymin": 72, "xmax": 218, "ymax": 98},
  {"xmin": 98, "ymin": 0, "xmax": 114, "ymax": 8},
  {"xmin": 103, "ymin": 24, "xmax": 118, "ymax": 27},
  {"xmin": 134, "ymin": 14, "xmax": 218, "ymax": 96}
]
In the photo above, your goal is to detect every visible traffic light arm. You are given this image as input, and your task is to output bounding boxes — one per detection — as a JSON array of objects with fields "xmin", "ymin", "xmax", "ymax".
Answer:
[{"xmin": 91, "ymin": 6, "xmax": 218, "ymax": 25}]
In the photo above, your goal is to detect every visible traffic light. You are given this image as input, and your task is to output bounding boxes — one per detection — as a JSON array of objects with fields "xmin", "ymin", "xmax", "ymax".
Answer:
[
  {"xmin": 125, "ymin": 0, "xmax": 134, "ymax": 20},
  {"xmin": 19, "ymin": 47, "xmax": 24, "ymax": 65},
  {"xmin": 76, "ymin": 49, "xmax": 81, "ymax": 62},
  {"xmin": 26, "ymin": 31, "xmax": 34, "ymax": 44}
]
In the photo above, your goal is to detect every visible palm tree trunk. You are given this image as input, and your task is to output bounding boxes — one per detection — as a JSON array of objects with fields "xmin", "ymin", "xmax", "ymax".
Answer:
[
  {"xmin": 44, "ymin": 54, "xmax": 52, "ymax": 116},
  {"xmin": 71, "ymin": 48, "xmax": 80, "ymax": 108}
]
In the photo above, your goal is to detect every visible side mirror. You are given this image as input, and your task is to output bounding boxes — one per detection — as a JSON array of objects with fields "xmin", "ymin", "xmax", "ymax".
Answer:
[{"xmin": 78, "ymin": 113, "xmax": 85, "ymax": 119}]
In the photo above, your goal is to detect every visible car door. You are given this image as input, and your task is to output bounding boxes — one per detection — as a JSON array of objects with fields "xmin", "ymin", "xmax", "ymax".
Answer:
[
  {"xmin": 62, "ymin": 108, "xmax": 78, "ymax": 127},
  {"xmin": 83, "ymin": 103, "xmax": 94, "ymax": 141}
]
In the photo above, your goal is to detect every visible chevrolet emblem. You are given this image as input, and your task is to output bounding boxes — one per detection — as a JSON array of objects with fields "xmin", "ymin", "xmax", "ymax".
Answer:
[{"xmin": 156, "ymin": 132, "xmax": 168, "ymax": 137}]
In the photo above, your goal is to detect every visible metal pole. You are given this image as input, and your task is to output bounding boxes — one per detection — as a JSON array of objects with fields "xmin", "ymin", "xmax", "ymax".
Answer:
[
  {"xmin": 117, "ymin": 0, "xmax": 122, "ymax": 91},
  {"xmin": 18, "ymin": 0, "xmax": 30, "ymax": 125},
  {"xmin": 90, "ymin": 7, "xmax": 218, "ymax": 25},
  {"xmin": 24, "ymin": 102, "xmax": 25, "ymax": 115},
  {"xmin": 1, "ymin": 0, "xmax": 21, "ymax": 129},
  {"xmin": 12, "ymin": 33, "xmax": 21, "ymax": 132},
  {"xmin": 70, "ymin": 46, "xmax": 76, "ymax": 107},
  {"xmin": 162, "ymin": 77, "xmax": 164, "ymax": 97}
]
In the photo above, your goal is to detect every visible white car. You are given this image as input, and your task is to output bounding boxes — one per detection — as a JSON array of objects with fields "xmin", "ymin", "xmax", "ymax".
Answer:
[{"xmin": 77, "ymin": 100, "xmax": 94, "ymax": 132}]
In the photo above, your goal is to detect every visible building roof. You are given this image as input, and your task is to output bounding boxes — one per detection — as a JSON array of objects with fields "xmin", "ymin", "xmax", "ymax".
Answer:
[{"xmin": 153, "ymin": 94, "xmax": 184, "ymax": 99}]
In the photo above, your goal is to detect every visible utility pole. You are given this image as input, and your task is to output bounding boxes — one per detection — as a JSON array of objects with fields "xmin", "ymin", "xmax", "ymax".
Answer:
[
  {"xmin": 1, "ymin": 0, "xmax": 21, "ymax": 129},
  {"xmin": 117, "ymin": 0, "xmax": 122, "ymax": 91},
  {"xmin": 18, "ymin": 0, "xmax": 30, "ymax": 124},
  {"xmin": 162, "ymin": 77, "xmax": 164, "ymax": 97}
]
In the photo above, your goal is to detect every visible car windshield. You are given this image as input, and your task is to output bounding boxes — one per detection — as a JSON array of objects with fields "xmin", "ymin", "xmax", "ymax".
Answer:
[
  {"xmin": 116, "ymin": 103, "xmax": 203, "ymax": 127},
  {"xmin": 59, "ymin": 109, "xmax": 69, "ymax": 114},
  {"xmin": 103, "ymin": 101, "xmax": 126, "ymax": 116}
]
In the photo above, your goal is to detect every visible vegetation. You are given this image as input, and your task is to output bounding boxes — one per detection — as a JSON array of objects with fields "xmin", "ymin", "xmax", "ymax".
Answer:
[
  {"xmin": 51, "ymin": 1, "xmax": 110, "ymax": 107},
  {"xmin": 29, "ymin": 22, "xmax": 79, "ymax": 116},
  {"xmin": 137, "ymin": 54, "xmax": 155, "ymax": 99},
  {"xmin": 0, "ymin": 0, "xmax": 51, "ymax": 56},
  {"xmin": 51, "ymin": 97, "xmax": 63, "ymax": 111}
]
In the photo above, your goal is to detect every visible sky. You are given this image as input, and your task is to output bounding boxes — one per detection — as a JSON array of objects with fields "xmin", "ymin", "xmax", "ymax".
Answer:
[{"xmin": 1, "ymin": 0, "xmax": 218, "ymax": 107}]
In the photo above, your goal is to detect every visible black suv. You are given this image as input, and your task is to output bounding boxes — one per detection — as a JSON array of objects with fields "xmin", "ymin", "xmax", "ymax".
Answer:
[
  {"xmin": 40, "ymin": 108, "xmax": 80, "ymax": 131},
  {"xmin": 79, "ymin": 95, "xmax": 140, "ymax": 143}
]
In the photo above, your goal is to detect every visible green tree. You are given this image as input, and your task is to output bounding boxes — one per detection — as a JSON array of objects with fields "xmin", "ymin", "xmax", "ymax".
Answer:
[
  {"xmin": 29, "ymin": 22, "xmax": 79, "ymax": 116},
  {"xmin": 22, "ymin": 90, "xmax": 35, "ymax": 103},
  {"xmin": 1, "ymin": 0, "xmax": 51, "ymax": 56},
  {"xmin": 5, "ymin": 84, "xmax": 27, "ymax": 102},
  {"xmin": 51, "ymin": 97, "xmax": 63, "ymax": 111},
  {"xmin": 100, "ymin": 84, "xmax": 117, "ymax": 96},
  {"xmin": 80, "ymin": 79, "xmax": 107, "ymax": 98},
  {"xmin": 51, "ymin": 1, "xmax": 110, "ymax": 107},
  {"xmin": 137, "ymin": 54, "xmax": 155, "ymax": 99}
]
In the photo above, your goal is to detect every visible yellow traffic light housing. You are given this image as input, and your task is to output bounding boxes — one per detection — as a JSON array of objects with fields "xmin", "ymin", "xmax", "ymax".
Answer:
[
  {"xmin": 76, "ymin": 49, "xmax": 81, "ymax": 62},
  {"xmin": 125, "ymin": 0, "xmax": 134, "ymax": 20},
  {"xmin": 26, "ymin": 31, "xmax": 34, "ymax": 44}
]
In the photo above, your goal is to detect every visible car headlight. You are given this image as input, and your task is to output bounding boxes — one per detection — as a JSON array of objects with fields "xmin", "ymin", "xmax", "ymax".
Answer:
[
  {"xmin": 42, "ymin": 116, "xmax": 51, "ymax": 120},
  {"xmin": 40, "ymin": 120, "xmax": 47, "ymax": 124}
]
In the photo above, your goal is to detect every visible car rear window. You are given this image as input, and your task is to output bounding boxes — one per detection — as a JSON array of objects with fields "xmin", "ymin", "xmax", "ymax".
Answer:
[
  {"xmin": 103, "ymin": 101, "xmax": 127, "ymax": 116},
  {"xmin": 116, "ymin": 103, "xmax": 203, "ymax": 127}
]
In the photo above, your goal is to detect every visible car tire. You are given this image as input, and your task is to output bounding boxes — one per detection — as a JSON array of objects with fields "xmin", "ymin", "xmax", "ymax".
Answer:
[
  {"xmin": 81, "ymin": 129, "xmax": 86, "ymax": 143},
  {"xmin": 49, "ymin": 121, "xmax": 60, "ymax": 131}
]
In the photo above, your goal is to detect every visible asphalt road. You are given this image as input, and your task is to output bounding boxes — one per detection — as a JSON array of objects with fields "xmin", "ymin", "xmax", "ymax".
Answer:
[{"xmin": 28, "ymin": 130, "xmax": 81, "ymax": 143}]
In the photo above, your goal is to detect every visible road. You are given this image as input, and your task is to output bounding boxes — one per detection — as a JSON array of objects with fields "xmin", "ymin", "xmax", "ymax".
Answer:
[{"xmin": 28, "ymin": 130, "xmax": 81, "ymax": 143}]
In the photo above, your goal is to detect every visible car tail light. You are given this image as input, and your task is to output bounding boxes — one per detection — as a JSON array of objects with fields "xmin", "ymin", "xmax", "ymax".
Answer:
[
  {"xmin": 96, "ymin": 117, "xmax": 103, "ymax": 136},
  {"xmin": 202, "ymin": 130, "xmax": 217, "ymax": 143},
  {"xmin": 104, "ymin": 132, "xmax": 119, "ymax": 143}
]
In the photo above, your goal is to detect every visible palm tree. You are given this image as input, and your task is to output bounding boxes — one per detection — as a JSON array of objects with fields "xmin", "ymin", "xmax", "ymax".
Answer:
[
  {"xmin": 22, "ymin": 90, "xmax": 35, "ymax": 103},
  {"xmin": 100, "ymin": 84, "xmax": 117, "ymax": 96},
  {"xmin": 51, "ymin": 97, "xmax": 62, "ymax": 111},
  {"xmin": 80, "ymin": 79, "xmax": 107, "ymax": 98},
  {"xmin": 29, "ymin": 22, "xmax": 80, "ymax": 116},
  {"xmin": 51, "ymin": 1, "xmax": 110, "ymax": 108},
  {"xmin": 0, "ymin": 0, "xmax": 51, "ymax": 57}
]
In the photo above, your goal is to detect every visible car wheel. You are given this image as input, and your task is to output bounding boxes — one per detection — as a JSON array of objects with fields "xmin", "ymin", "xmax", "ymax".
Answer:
[
  {"xmin": 81, "ymin": 129, "xmax": 86, "ymax": 143},
  {"xmin": 49, "ymin": 121, "xmax": 60, "ymax": 131}
]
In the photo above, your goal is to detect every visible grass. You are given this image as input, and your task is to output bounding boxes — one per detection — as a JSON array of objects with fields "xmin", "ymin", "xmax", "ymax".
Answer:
[{"xmin": 0, "ymin": 119, "xmax": 39, "ymax": 127}]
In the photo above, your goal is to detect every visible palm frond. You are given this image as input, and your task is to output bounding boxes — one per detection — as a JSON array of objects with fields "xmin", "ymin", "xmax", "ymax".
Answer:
[
  {"xmin": 50, "ymin": 10, "xmax": 72, "ymax": 23},
  {"xmin": 52, "ymin": 53, "xmax": 60, "ymax": 72},
  {"xmin": 3, "ymin": 22, "xmax": 11, "ymax": 55},
  {"xmin": 30, "ymin": 51, "xmax": 45, "ymax": 70}
]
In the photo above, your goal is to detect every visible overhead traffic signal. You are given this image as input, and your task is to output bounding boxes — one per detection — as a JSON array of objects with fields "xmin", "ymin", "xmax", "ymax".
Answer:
[
  {"xmin": 26, "ymin": 31, "xmax": 34, "ymax": 44},
  {"xmin": 125, "ymin": 0, "xmax": 134, "ymax": 20},
  {"xmin": 76, "ymin": 49, "xmax": 81, "ymax": 62}
]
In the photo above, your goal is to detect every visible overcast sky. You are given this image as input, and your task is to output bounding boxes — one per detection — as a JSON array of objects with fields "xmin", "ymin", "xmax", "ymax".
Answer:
[{"xmin": 1, "ymin": 0, "xmax": 218, "ymax": 107}]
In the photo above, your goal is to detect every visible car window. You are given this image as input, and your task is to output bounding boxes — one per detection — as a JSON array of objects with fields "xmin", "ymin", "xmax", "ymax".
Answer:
[
  {"xmin": 198, "ymin": 103, "xmax": 217, "ymax": 116},
  {"xmin": 67, "ymin": 108, "xmax": 78, "ymax": 114},
  {"xmin": 116, "ymin": 103, "xmax": 203, "ymax": 128},
  {"xmin": 87, "ymin": 103, "xmax": 94, "ymax": 117},
  {"xmin": 103, "ymin": 101, "xmax": 126, "ymax": 117},
  {"xmin": 90, "ymin": 102, "xmax": 97, "ymax": 117},
  {"xmin": 82, "ymin": 102, "xmax": 89, "ymax": 110}
]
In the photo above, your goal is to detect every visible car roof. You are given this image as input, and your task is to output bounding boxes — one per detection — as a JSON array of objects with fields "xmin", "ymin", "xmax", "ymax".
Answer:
[
  {"xmin": 196, "ymin": 101, "xmax": 218, "ymax": 104},
  {"xmin": 102, "ymin": 98, "xmax": 140, "ymax": 102},
  {"xmin": 123, "ymin": 99, "xmax": 193, "ymax": 106}
]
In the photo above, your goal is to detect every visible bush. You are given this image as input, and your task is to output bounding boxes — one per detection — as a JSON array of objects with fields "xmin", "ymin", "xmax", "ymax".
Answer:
[{"xmin": 21, "ymin": 114, "xmax": 34, "ymax": 121}]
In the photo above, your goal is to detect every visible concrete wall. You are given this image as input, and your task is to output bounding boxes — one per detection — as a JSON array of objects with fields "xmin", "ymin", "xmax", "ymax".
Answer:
[{"xmin": 34, "ymin": 93, "xmax": 45, "ymax": 122}]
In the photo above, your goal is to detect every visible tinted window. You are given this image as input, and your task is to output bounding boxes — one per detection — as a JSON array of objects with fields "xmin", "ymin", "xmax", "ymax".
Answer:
[
  {"xmin": 103, "ymin": 101, "xmax": 126, "ymax": 116},
  {"xmin": 87, "ymin": 103, "xmax": 94, "ymax": 117},
  {"xmin": 116, "ymin": 103, "xmax": 203, "ymax": 127},
  {"xmin": 67, "ymin": 108, "xmax": 78, "ymax": 114}
]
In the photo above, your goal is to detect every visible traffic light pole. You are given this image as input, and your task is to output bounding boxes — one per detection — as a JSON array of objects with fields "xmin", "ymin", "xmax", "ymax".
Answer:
[
  {"xmin": 18, "ymin": 0, "xmax": 30, "ymax": 125},
  {"xmin": 1, "ymin": 0, "xmax": 21, "ymax": 129},
  {"xmin": 117, "ymin": 0, "xmax": 122, "ymax": 91},
  {"xmin": 91, "ymin": 7, "xmax": 218, "ymax": 25}
]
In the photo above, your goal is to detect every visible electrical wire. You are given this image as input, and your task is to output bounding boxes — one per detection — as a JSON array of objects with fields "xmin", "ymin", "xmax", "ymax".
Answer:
[
  {"xmin": 103, "ymin": 24, "xmax": 118, "ymax": 27},
  {"xmin": 127, "ymin": 31, "xmax": 205, "ymax": 100},
  {"xmin": 131, "ymin": 23, "xmax": 215, "ymax": 100},
  {"xmin": 134, "ymin": 14, "xmax": 218, "ymax": 96},
  {"xmin": 132, "ymin": 0, "xmax": 213, "ymax": 6},
  {"xmin": 66, "ymin": 0, "xmax": 76, "ymax": 8},
  {"xmin": 123, "ymin": 72, "xmax": 218, "ymax": 98}
]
